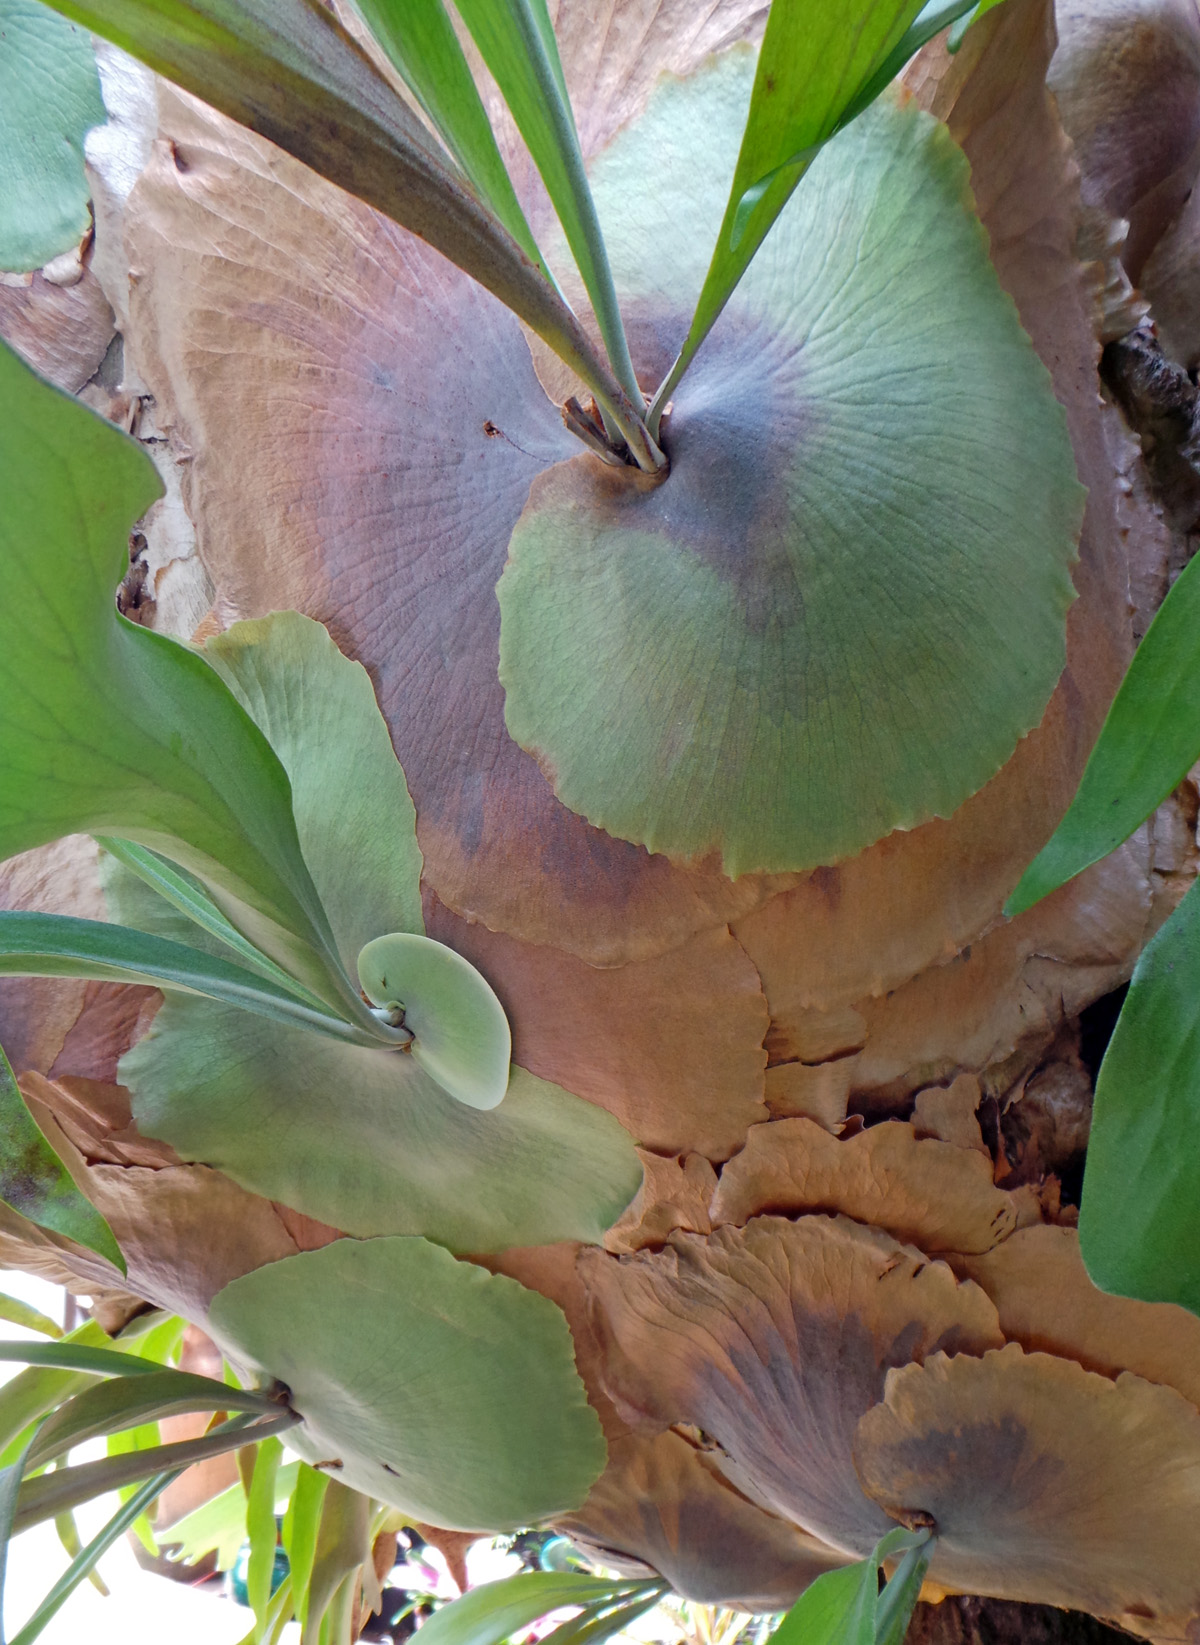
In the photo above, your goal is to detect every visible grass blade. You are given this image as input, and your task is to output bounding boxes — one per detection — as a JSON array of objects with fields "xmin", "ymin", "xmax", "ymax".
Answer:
[{"xmin": 0, "ymin": 1044, "xmax": 123, "ymax": 1272}]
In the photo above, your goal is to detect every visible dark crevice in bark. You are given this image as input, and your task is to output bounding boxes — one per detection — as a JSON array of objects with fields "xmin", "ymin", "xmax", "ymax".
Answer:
[
  {"xmin": 1102, "ymin": 323, "xmax": 1200, "ymax": 550},
  {"xmin": 904, "ymin": 1597, "xmax": 1139, "ymax": 1645},
  {"xmin": 1077, "ymin": 983, "xmax": 1130, "ymax": 1082}
]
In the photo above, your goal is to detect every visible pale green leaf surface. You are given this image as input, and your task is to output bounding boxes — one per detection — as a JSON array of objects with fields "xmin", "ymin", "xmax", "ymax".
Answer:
[
  {"xmin": 204, "ymin": 613, "xmax": 424, "ymax": 969},
  {"xmin": 1079, "ymin": 876, "xmax": 1200, "ymax": 1316},
  {"xmin": 299, "ymin": 1481, "xmax": 368, "ymax": 1645},
  {"xmin": 0, "ymin": 340, "xmax": 359, "ymax": 1017},
  {"xmin": 0, "ymin": 1041, "xmax": 122, "ymax": 1272},
  {"xmin": 123, "ymin": 993, "xmax": 638, "ymax": 1250},
  {"xmin": 499, "ymin": 67, "xmax": 1081, "ymax": 875},
  {"xmin": 282, "ymin": 1465, "xmax": 328, "ymax": 1624},
  {"xmin": 107, "ymin": 802, "xmax": 638, "ymax": 1250},
  {"xmin": 0, "ymin": 1297, "xmax": 60, "ymax": 1341},
  {"xmin": 0, "ymin": 0, "xmax": 104, "ymax": 271},
  {"xmin": 358, "ymin": 932, "xmax": 511, "ymax": 1109},
  {"xmin": 209, "ymin": 1238, "xmax": 607, "ymax": 1532},
  {"xmin": 0, "ymin": 912, "xmax": 365, "ymax": 1042},
  {"xmin": 246, "ymin": 1437, "xmax": 283, "ymax": 1639},
  {"xmin": 653, "ymin": 0, "xmax": 927, "ymax": 413},
  {"xmin": 415, "ymin": 1573, "xmax": 663, "ymax": 1645},
  {"xmin": 348, "ymin": 0, "xmax": 545, "ymax": 274},
  {"xmin": 1007, "ymin": 546, "xmax": 1200, "ymax": 916}
]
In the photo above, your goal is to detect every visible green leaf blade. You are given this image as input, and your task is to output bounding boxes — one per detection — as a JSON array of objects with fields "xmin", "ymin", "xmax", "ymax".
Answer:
[
  {"xmin": 1079, "ymin": 876, "xmax": 1200, "ymax": 1317},
  {"xmin": 9, "ymin": 1471, "xmax": 173, "ymax": 1645},
  {"xmin": 245, "ymin": 1437, "xmax": 284, "ymax": 1639},
  {"xmin": 281, "ymin": 1465, "xmax": 329, "ymax": 1626},
  {"xmin": 0, "ymin": 911, "xmax": 366, "ymax": 1042},
  {"xmin": 349, "ymin": 0, "xmax": 545, "ymax": 274},
  {"xmin": 651, "ymin": 0, "xmax": 928, "ymax": 418},
  {"xmin": 0, "ymin": 1042, "xmax": 123, "ymax": 1272},
  {"xmin": 36, "ymin": 0, "xmax": 653, "ymax": 458},
  {"xmin": 0, "ymin": 0, "xmax": 105, "ymax": 272},
  {"xmin": 450, "ymin": 0, "xmax": 642, "ymax": 413},
  {"xmin": 0, "ymin": 1297, "xmax": 61, "ymax": 1342},
  {"xmin": 357, "ymin": 932, "xmax": 511, "ymax": 1109},
  {"xmin": 414, "ymin": 1573, "xmax": 664, "ymax": 1645},
  {"xmin": 0, "ymin": 340, "xmax": 363, "ymax": 1019},
  {"xmin": 1007, "ymin": 547, "xmax": 1200, "ymax": 916},
  {"xmin": 209, "ymin": 1238, "xmax": 607, "ymax": 1532},
  {"xmin": 765, "ymin": 1527, "xmax": 930, "ymax": 1645}
]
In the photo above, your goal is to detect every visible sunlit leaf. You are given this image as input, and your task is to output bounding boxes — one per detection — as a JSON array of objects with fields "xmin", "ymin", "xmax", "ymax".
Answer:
[
  {"xmin": 0, "ymin": 1296, "xmax": 60, "ymax": 1341},
  {"xmin": 0, "ymin": 1040, "xmax": 122, "ymax": 1271},
  {"xmin": 358, "ymin": 932, "xmax": 511, "ymax": 1109},
  {"xmin": 299, "ymin": 1480, "xmax": 369, "ymax": 1645},
  {"xmin": 282, "ymin": 1464, "xmax": 328, "ymax": 1626},
  {"xmin": 0, "ymin": 0, "xmax": 105, "ymax": 271},
  {"xmin": 1007, "ymin": 547, "xmax": 1200, "ymax": 916},
  {"xmin": 245, "ymin": 1437, "xmax": 283, "ymax": 1641},
  {"xmin": 209, "ymin": 1237, "xmax": 606, "ymax": 1531}
]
